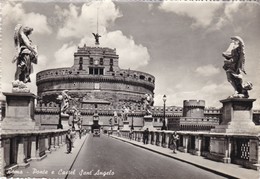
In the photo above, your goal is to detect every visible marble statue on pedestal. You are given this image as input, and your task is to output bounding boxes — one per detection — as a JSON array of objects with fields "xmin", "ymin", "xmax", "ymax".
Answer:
[
  {"xmin": 142, "ymin": 93, "xmax": 154, "ymax": 116},
  {"xmin": 122, "ymin": 105, "xmax": 130, "ymax": 121},
  {"xmin": 71, "ymin": 106, "xmax": 82, "ymax": 130},
  {"xmin": 57, "ymin": 90, "xmax": 71, "ymax": 116},
  {"xmin": 12, "ymin": 24, "xmax": 38, "ymax": 92},
  {"xmin": 222, "ymin": 36, "xmax": 252, "ymax": 98}
]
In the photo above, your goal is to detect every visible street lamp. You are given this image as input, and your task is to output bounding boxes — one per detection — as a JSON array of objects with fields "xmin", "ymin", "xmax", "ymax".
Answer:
[
  {"xmin": 56, "ymin": 95, "xmax": 63, "ymax": 129},
  {"xmin": 131, "ymin": 110, "xmax": 134, "ymax": 130},
  {"xmin": 162, "ymin": 94, "xmax": 167, "ymax": 130}
]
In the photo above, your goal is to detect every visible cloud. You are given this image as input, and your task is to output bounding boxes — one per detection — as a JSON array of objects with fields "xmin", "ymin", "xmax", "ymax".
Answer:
[
  {"xmin": 195, "ymin": 65, "xmax": 220, "ymax": 77},
  {"xmin": 56, "ymin": 1, "xmax": 121, "ymax": 39},
  {"xmin": 56, "ymin": 2, "xmax": 150, "ymax": 70},
  {"xmin": 53, "ymin": 43, "xmax": 77, "ymax": 68},
  {"xmin": 159, "ymin": 2, "xmax": 245, "ymax": 31},
  {"xmin": 2, "ymin": 2, "xmax": 52, "ymax": 34},
  {"xmin": 224, "ymin": 3, "xmax": 241, "ymax": 21},
  {"xmin": 208, "ymin": 3, "xmax": 243, "ymax": 31},
  {"xmin": 103, "ymin": 31, "xmax": 150, "ymax": 69},
  {"xmin": 159, "ymin": 2, "xmax": 223, "ymax": 28}
]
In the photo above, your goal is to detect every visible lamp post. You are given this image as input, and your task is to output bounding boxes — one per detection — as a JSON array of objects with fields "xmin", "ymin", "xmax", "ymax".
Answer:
[
  {"xmin": 109, "ymin": 118, "xmax": 112, "ymax": 134},
  {"xmin": 162, "ymin": 94, "xmax": 167, "ymax": 130},
  {"xmin": 131, "ymin": 110, "xmax": 134, "ymax": 130},
  {"xmin": 57, "ymin": 95, "xmax": 63, "ymax": 129}
]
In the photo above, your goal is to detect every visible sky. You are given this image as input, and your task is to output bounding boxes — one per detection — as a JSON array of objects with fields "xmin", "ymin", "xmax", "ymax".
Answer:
[{"xmin": 1, "ymin": 0, "xmax": 260, "ymax": 109}]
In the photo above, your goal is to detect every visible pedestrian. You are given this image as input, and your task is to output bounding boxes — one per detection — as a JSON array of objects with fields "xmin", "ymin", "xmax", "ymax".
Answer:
[
  {"xmin": 79, "ymin": 129, "xmax": 82, "ymax": 139},
  {"xmin": 143, "ymin": 128, "xmax": 149, "ymax": 144},
  {"xmin": 66, "ymin": 129, "xmax": 72, "ymax": 154},
  {"xmin": 171, "ymin": 131, "xmax": 179, "ymax": 154},
  {"xmin": 129, "ymin": 130, "xmax": 133, "ymax": 140},
  {"xmin": 71, "ymin": 129, "xmax": 76, "ymax": 148}
]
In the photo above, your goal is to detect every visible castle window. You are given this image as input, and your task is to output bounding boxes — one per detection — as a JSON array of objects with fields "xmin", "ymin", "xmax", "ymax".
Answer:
[
  {"xmin": 89, "ymin": 67, "xmax": 94, "ymax": 74},
  {"xmin": 100, "ymin": 68, "xmax": 104, "ymax": 75},
  {"xmin": 94, "ymin": 68, "xmax": 99, "ymax": 75},
  {"xmin": 89, "ymin": 67, "xmax": 104, "ymax": 75},
  {"xmin": 110, "ymin": 59, "xmax": 113, "ymax": 65},
  {"xmin": 100, "ymin": 58, "xmax": 103, "ymax": 65},
  {"xmin": 79, "ymin": 57, "xmax": 83, "ymax": 70},
  {"xmin": 90, "ymin": 58, "xmax": 93, "ymax": 65},
  {"xmin": 140, "ymin": 75, "xmax": 145, "ymax": 80}
]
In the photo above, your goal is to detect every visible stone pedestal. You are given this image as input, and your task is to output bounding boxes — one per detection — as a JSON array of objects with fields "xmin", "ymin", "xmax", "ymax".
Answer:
[
  {"xmin": 61, "ymin": 114, "xmax": 70, "ymax": 130},
  {"xmin": 212, "ymin": 98, "xmax": 260, "ymax": 133},
  {"xmin": 142, "ymin": 115, "xmax": 156, "ymax": 131},
  {"xmin": 121, "ymin": 121, "xmax": 130, "ymax": 131},
  {"xmin": 1, "ymin": 92, "xmax": 38, "ymax": 130}
]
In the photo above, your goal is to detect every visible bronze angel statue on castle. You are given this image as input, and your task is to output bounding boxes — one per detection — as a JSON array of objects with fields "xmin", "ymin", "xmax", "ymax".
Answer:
[
  {"xmin": 222, "ymin": 36, "xmax": 252, "ymax": 98},
  {"xmin": 12, "ymin": 24, "xmax": 38, "ymax": 92}
]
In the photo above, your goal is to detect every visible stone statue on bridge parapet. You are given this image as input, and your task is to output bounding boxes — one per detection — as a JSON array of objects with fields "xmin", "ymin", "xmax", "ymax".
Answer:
[
  {"xmin": 142, "ymin": 93, "xmax": 154, "ymax": 116},
  {"xmin": 12, "ymin": 24, "xmax": 38, "ymax": 93},
  {"xmin": 57, "ymin": 90, "xmax": 71, "ymax": 116},
  {"xmin": 71, "ymin": 106, "xmax": 82, "ymax": 130},
  {"xmin": 122, "ymin": 105, "xmax": 130, "ymax": 121},
  {"xmin": 222, "ymin": 36, "xmax": 252, "ymax": 98}
]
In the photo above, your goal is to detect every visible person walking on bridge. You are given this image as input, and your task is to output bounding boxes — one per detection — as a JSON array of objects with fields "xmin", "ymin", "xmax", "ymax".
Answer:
[
  {"xmin": 171, "ymin": 131, "xmax": 179, "ymax": 154},
  {"xmin": 66, "ymin": 129, "xmax": 73, "ymax": 154},
  {"xmin": 143, "ymin": 128, "xmax": 149, "ymax": 144}
]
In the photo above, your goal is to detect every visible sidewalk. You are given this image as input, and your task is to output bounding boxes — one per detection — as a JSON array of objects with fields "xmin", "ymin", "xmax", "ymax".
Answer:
[
  {"xmin": 111, "ymin": 135, "xmax": 260, "ymax": 179},
  {"xmin": 11, "ymin": 134, "xmax": 89, "ymax": 179}
]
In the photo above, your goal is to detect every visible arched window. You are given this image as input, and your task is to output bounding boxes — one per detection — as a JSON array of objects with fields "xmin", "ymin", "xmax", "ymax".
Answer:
[{"xmin": 140, "ymin": 75, "xmax": 145, "ymax": 80}]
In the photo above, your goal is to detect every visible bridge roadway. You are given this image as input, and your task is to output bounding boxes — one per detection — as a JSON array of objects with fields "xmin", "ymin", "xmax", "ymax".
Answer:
[
  {"xmin": 67, "ymin": 134, "xmax": 226, "ymax": 179},
  {"xmin": 12, "ymin": 133, "xmax": 229, "ymax": 179}
]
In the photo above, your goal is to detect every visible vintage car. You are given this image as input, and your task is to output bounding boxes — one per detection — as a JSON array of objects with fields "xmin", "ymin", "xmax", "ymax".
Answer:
[{"xmin": 93, "ymin": 129, "xmax": 100, "ymax": 137}]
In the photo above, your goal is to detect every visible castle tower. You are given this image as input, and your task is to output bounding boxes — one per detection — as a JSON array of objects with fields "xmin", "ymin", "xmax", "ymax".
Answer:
[{"xmin": 183, "ymin": 100, "xmax": 205, "ymax": 118}]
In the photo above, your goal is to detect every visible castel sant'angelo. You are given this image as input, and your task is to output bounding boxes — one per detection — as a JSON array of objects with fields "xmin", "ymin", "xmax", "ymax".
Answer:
[
  {"xmin": 37, "ymin": 45, "xmax": 155, "ymax": 109},
  {"xmin": 36, "ymin": 35, "xmax": 156, "ymax": 130}
]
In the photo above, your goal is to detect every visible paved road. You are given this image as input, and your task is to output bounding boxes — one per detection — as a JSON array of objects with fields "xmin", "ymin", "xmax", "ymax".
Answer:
[{"xmin": 66, "ymin": 134, "xmax": 227, "ymax": 179}]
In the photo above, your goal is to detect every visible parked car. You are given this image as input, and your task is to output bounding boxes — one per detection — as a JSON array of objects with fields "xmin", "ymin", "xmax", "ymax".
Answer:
[{"xmin": 93, "ymin": 129, "xmax": 100, "ymax": 137}]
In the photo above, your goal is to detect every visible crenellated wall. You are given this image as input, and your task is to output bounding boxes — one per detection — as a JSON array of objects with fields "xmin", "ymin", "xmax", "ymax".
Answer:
[{"xmin": 183, "ymin": 100, "xmax": 205, "ymax": 118}]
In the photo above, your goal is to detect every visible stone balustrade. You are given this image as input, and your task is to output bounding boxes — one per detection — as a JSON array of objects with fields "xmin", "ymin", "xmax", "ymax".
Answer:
[
  {"xmin": 0, "ymin": 129, "xmax": 67, "ymax": 177},
  {"xmin": 118, "ymin": 130, "xmax": 260, "ymax": 171}
]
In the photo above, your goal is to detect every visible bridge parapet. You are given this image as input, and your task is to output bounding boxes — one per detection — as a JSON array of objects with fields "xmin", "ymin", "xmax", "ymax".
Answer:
[
  {"xmin": 119, "ymin": 130, "xmax": 260, "ymax": 171},
  {"xmin": 0, "ymin": 129, "xmax": 67, "ymax": 176}
]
